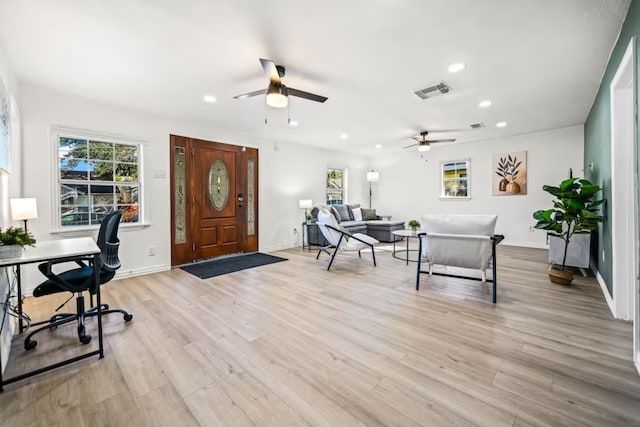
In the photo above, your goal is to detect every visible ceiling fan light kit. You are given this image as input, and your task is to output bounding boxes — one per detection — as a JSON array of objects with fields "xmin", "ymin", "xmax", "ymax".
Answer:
[
  {"xmin": 266, "ymin": 82, "xmax": 288, "ymax": 108},
  {"xmin": 235, "ymin": 58, "xmax": 327, "ymax": 117},
  {"xmin": 418, "ymin": 142, "xmax": 431, "ymax": 152}
]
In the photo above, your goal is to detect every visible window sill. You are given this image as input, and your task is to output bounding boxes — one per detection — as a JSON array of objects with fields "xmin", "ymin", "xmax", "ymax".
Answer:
[
  {"xmin": 50, "ymin": 222, "xmax": 151, "ymax": 236},
  {"xmin": 438, "ymin": 196, "xmax": 472, "ymax": 201}
]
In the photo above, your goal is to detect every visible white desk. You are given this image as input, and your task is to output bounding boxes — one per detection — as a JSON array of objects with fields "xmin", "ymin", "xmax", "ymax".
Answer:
[{"xmin": 0, "ymin": 237, "xmax": 103, "ymax": 392}]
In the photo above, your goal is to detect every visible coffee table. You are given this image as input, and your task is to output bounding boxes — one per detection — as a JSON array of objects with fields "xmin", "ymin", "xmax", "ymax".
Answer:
[{"xmin": 392, "ymin": 229, "xmax": 422, "ymax": 265}]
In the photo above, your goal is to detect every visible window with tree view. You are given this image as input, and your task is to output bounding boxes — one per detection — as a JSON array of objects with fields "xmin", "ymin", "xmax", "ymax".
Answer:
[
  {"xmin": 58, "ymin": 136, "xmax": 141, "ymax": 227},
  {"xmin": 326, "ymin": 168, "xmax": 344, "ymax": 205}
]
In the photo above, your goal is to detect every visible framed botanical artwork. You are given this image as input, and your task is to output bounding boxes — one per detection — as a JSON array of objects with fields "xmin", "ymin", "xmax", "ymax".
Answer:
[{"xmin": 493, "ymin": 151, "xmax": 527, "ymax": 195}]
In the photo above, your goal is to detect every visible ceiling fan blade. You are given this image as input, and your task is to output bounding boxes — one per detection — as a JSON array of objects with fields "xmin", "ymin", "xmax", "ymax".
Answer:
[
  {"xmin": 288, "ymin": 87, "xmax": 328, "ymax": 103},
  {"xmin": 428, "ymin": 138, "xmax": 456, "ymax": 143},
  {"xmin": 259, "ymin": 58, "xmax": 281, "ymax": 84},
  {"xmin": 233, "ymin": 88, "xmax": 268, "ymax": 100},
  {"xmin": 403, "ymin": 143, "xmax": 418, "ymax": 149}
]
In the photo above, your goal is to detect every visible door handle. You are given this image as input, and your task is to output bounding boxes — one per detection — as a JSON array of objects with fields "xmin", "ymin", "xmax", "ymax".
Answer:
[{"xmin": 238, "ymin": 193, "xmax": 244, "ymax": 208}]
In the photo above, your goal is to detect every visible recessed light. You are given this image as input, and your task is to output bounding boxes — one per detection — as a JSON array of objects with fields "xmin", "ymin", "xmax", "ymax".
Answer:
[
  {"xmin": 496, "ymin": 121, "xmax": 507, "ymax": 128},
  {"xmin": 340, "ymin": 133, "xmax": 349, "ymax": 140},
  {"xmin": 375, "ymin": 144, "xmax": 382, "ymax": 149},
  {"xmin": 448, "ymin": 62, "xmax": 465, "ymax": 73},
  {"xmin": 289, "ymin": 120, "xmax": 298, "ymax": 127},
  {"xmin": 203, "ymin": 95, "xmax": 217, "ymax": 104},
  {"xmin": 479, "ymin": 100, "xmax": 492, "ymax": 108}
]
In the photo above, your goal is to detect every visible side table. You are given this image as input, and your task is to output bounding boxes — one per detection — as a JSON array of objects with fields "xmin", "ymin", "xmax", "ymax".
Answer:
[{"xmin": 391, "ymin": 229, "xmax": 422, "ymax": 265}]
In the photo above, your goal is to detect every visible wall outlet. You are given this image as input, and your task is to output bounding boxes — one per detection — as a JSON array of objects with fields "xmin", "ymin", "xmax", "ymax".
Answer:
[
  {"xmin": 148, "ymin": 245, "xmax": 156, "ymax": 256},
  {"xmin": 528, "ymin": 226, "xmax": 535, "ymax": 232}
]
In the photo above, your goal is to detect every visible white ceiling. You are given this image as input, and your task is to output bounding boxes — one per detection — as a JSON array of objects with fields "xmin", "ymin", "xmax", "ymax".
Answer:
[{"xmin": 0, "ymin": 0, "xmax": 631, "ymax": 153}]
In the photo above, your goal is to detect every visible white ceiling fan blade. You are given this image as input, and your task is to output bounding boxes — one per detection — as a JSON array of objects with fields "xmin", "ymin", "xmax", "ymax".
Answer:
[{"xmin": 259, "ymin": 58, "xmax": 281, "ymax": 84}]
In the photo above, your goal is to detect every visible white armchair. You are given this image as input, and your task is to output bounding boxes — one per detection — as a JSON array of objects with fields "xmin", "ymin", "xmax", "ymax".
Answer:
[
  {"xmin": 416, "ymin": 214, "xmax": 503, "ymax": 303},
  {"xmin": 316, "ymin": 208, "xmax": 379, "ymax": 270}
]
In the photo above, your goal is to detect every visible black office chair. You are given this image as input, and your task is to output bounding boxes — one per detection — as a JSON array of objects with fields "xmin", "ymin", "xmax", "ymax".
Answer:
[{"xmin": 24, "ymin": 210, "xmax": 133, "ymax": 350}]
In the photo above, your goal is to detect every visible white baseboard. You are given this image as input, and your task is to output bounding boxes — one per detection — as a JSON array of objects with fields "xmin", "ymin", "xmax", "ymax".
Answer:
[
  {"xmin": 590, "ymin": 259, "xmax": 615, "ymax": 317},
  {"xmin": 500, "ymin": 240, "xmax": 549, "ymax": 250},
  {"xmin": 260, "ymin": 243, "xmax": 298, "ymax": 253},
  {"xmin": 114, "ymin": 264, "xmax": 169, "ymax": 280}
]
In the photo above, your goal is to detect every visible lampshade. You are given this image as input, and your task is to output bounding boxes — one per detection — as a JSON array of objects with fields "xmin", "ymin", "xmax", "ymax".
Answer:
[
  {"xmin": 299, "ymin": 199, "xmax": 312, "ymax": 209},
  {"xmin": 418, "ymin": 142, "xmax": 431, "ymax": 152},
  {"xmin": 10, "ymin": 198, "xmax": 38, "ymax": 221},
  {"xmin": 266, "ymin": 82, "xmax": 288, "ymax": 108},
  {"xmin": 366, "ymin": 171, "xmax": 379, "ymax": 182}
]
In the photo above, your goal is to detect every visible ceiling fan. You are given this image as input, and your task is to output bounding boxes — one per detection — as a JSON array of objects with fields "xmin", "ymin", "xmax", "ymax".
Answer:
[
  {"xmin": 233, "ymin": 58, "xmax": 328, "ymax": 108},
  {"xmin": 403, "ymin": 131, "xmax": 456, "ymax": 152}
]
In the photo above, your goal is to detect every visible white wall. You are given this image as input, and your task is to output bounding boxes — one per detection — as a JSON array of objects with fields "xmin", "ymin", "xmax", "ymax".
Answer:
[
  {"xmin": 18, "ymin": 83, "xmax": 368, "ymax": 291},
  {"xmin": 0, "ymin": 40, "xmax": 22, "ymax": 374},
  {"xmin": 370, "ymin": 125, "xmax": 584, "ymax": 248}
]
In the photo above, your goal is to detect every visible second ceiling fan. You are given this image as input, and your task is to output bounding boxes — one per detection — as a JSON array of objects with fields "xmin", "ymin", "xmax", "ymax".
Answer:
[
  {"xmin": 403, "ymin": 131, "xmax": 456, "ymax": 151},
  {"xmin": 234, "ymin": 58, "xmax": 328, "ymax": 108}
]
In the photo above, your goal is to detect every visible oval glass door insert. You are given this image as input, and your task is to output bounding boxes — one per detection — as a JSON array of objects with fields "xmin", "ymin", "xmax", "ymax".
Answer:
[{"xmin": 208, "ymin": 159, "xmax": 229, "ymax": 211}]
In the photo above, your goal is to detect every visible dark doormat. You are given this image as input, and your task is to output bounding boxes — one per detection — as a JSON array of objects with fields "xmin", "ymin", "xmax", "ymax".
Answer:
[{"xmin": 180, "ymin": 252, "xmax": 288, "ymax": 279}]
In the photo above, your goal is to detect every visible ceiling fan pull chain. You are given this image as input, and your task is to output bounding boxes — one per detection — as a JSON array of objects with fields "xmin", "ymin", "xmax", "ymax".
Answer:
[{"xmin": 264, "ymin": 100, "xmax": 268, "ymax": 125}]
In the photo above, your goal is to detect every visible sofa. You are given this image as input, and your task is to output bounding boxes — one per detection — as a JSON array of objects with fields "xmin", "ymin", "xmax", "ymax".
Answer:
[
  {"xmin": 416, "ymin": 214, "xmax": 503, "ymax": 303},
  {"xmin": 307, "ymin": 204, "xmax": 405, "ymax": 244}
]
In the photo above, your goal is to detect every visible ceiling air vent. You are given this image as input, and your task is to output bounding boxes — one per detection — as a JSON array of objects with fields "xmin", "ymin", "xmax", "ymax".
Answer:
[
  {"xmin": 470, "ymin": 123, "xmax": 485, "ymax": 129},
  {"xmin": 413, "ymin": 81, "xmax": 452, "ymax": 100}
]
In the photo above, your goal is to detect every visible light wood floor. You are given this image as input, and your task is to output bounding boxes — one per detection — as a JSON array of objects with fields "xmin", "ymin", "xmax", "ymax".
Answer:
[{"xmin": 1, "ymin": 245, "xmax": 639, "ymax": 426}]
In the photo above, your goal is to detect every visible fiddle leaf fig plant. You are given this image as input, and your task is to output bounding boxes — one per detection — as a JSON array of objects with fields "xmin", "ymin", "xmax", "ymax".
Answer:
[{"xmin": 533, "ymin": 178, "xmax": 604, "ymax": 271}]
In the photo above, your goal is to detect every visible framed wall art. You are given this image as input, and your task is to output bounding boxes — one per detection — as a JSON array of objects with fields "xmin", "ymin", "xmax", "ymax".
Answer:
[{"xmin": 493, "ymin": 151, "xmax": 527, "ymax": 196}]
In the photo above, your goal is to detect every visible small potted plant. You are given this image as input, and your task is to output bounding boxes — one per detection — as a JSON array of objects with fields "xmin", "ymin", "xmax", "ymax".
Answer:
[
  {"xmin": 0, "ymin": 227, "xmax": 36, "ymax": 258},
  {"xmin": 533, "ymin": 178, "xmax": 604, "ymax": 285},
  {"xmin": 305, "ymin": 213, "xmax": 313, "ymax": 223},
  {"xmin": 408, "ymin": 219, "xmax": 421, "ymax": 232}
]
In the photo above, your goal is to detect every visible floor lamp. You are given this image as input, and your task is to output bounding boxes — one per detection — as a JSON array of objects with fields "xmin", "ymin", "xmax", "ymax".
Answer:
[
  {"xmin": 10, "ymin": 198, "xmax": 38, "ymax": 232},
  {"xmin": 366, "ymin": 170, "xmax": 379, "ymax": 209}
]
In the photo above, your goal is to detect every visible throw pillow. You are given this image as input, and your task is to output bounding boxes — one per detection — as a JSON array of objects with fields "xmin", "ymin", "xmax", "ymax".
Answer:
[
  {"xmin": 352, "ymin": 207, "xmax": 363, "ymax": 221},
  {"xmin": 329, "ymin": 206, "xmax": 342, "ymax": 223},
  {"xmin": 333, "ymin": 204, "xmax": 351, "ymax": 222},
  {"xmin": 346, "ymin": 203, "xmax": 361, "ymax": 220},
  {"xmin": 361, "ymin": 208, "xmax": 377, "ymax": 220}
]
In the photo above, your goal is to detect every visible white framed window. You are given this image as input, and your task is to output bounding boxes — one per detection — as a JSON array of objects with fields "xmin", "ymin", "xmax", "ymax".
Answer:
[
  {"xmin": 440, "ymin": 159, "xmax": 471, "ymax": 199},
  {"xmin": 55, "ymin": 130, "xmax": 143, "ymax": 229},
  {"xmin": 326, "ymin": 167, "xmax": 346, "ymax": 205}
]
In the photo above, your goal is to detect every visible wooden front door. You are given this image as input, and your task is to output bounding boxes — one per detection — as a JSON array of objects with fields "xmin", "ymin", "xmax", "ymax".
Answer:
[{"xmin": 170, "ymin": 135, "xmax": 259, "ymax": 266}]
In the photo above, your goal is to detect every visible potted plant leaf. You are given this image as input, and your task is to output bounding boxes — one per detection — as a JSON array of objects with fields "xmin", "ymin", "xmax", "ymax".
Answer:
[
  {"xmin": 533, "ymin": 178, "xmax": 604, "ymax": 285},
  {"xmin": 0, "ymin": 227, "xmax": 36, "ymax": 259},
  {"xmin": 408, "ymin": 219, "xmax": 421, "ymax": 231}
]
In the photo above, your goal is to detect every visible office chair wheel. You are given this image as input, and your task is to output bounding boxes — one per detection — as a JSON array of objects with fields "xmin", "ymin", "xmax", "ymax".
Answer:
[
  {"xmin": 78, "ymin": 325, "xmax": 92, "ymax": 344},
  {"xmin": 124, "ymin": 313, "xmax": 133, "ymax": 322},
  {"xmin": 24, "ymin": 339, "xmax": 37, "ymax": 350}
]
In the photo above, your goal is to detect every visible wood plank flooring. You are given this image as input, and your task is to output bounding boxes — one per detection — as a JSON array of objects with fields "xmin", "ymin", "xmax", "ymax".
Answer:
[{"xmin": 1, "ymin": 245, "xmax": 639, "ymax": 426}]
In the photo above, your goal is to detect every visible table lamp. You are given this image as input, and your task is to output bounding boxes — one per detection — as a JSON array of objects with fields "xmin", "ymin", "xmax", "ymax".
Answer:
[
  {"xmin": 299, "ymin": 199, "xmax": 312, "ymax": 222},
  {"xmin": 366, "ymin": 170, "xmax": 379, "ymax": 209},
  {"xmin": 10, "ymin": 198, "xmax": 38, "ymax": 232}
]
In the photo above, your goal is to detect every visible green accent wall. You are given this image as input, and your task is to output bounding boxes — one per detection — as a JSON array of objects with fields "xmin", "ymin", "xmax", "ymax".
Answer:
[{"xmin": 584, "ymin": 0, "xmax": 640, "ymax": 296}]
